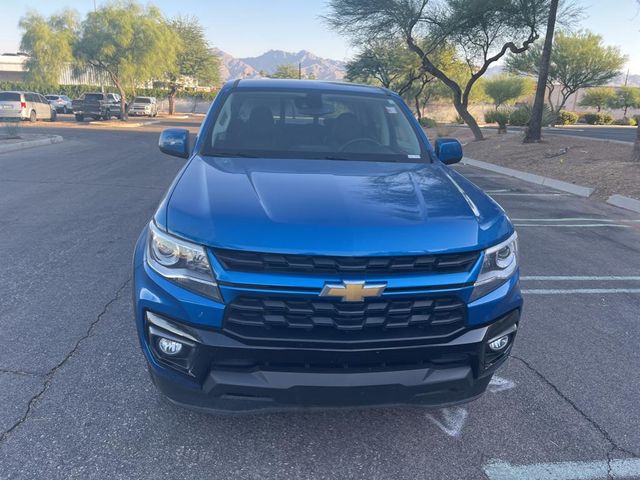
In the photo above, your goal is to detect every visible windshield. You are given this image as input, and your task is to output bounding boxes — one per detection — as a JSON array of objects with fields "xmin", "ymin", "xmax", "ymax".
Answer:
[
  {"xmin": 134, "ymin": 97, "xmax": 151, "ymax": 103},
  {"xmin": 45, "ymin": 95, "xmax": 58, "ymax": 100},
  {"xmin": 202, "ymin": 89, "xmax": 427, "ymax": 162}
]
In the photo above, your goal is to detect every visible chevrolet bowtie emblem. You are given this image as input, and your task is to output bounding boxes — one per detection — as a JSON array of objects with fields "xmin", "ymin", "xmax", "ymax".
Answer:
[{"xmin": 320, "ymin": 281, "xmax": 387, "ymax": 302}]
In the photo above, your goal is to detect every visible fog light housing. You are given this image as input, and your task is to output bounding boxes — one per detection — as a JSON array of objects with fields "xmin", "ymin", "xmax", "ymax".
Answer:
[
  {"xmin": 488, "ymin": 335, "xmax": 510, "ymax": 351},
  {"xmin": 157, "ymin": 337, "xmax": 183, "ymax": 356}
]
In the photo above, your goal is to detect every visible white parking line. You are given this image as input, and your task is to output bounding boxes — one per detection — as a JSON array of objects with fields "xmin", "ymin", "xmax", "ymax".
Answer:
[
  {"xmin": 521, "ymin": 276, "xmax": 640, "ymax": 281},
  {"xmin": 514, "ymin": 224, "xmax": 631, "ymax": 228},
  {"xmin": 512, "ymin": 218, "xmax": 640, "ymax": 223},
  {"xmin": 522, "ymin": 288, "xmax": 640, "ymax": 294},
  {"xmin": 491, "ymin": 193, "xmax": 571, "ymax": 197},
  {"xmin": 484, "ymin": 458, "xmax": 640, "ymax": 480}
]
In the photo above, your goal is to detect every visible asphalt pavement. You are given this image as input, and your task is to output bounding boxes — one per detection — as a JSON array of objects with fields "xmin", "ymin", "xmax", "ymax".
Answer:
[{"xmin": 1, "ymin": 117, "xmax": 639, "ymax": 479}]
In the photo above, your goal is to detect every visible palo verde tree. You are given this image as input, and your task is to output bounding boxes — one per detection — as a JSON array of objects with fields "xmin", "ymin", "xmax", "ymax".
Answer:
[
  {"xmin": 346, "ymin": 40, "xmax": 424, "ymax": 96},
  {"xmin": 18, "ymin": 9, "xmax": 78, "ymax": 87},
  {"xmin": 326, "ymin": 0, "xmax": 552, "ymax": 141},
  {"xmin": 74, "ymin": 2, "xmax": 178, "ymax": 120},
  {"xmin": 166, "ymin": 16, "xmax": 221, "ymax": 115},
  {"xmin": 483, "ymin": 76, "xmax": 534, "ymax": 109},
  {"xmin": 579, "ymin": 87, "xmax": 616, "ymax": 112},
  {"xmin": 609, "ymin": 86, "xmax": 640, "ymax": 119},
  {"xmin": 506, "ymin": 31, "xmax": 626, "ymax": 113}
]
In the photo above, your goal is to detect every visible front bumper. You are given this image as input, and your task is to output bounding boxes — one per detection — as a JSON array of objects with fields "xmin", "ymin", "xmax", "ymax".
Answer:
[{"xmin": 133, "ymin": 229, "xmax": 523, "ymax": 413}]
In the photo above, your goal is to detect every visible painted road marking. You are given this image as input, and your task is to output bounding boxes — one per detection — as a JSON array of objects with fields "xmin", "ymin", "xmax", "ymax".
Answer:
[
  {"xmin": 487, "ymin": 375, "xmax": 516, "ymax": 393},
  {"xmin": 521, "ymin": 276, "xmax": 640, "ymax": 281},
  {"xmin": 491, "ymin": 193, "xmax": 571, "ymax": 197},
  {"xmin": 514, "ymin": 224, "xmax": 631, "ymax": 228},
  {"xmin": 425, "ymin": 407, "xmax": 468, "ymax": 438},
  {"xmin": 484, "ymin": 458, "xmax": 640, "ymax": 480},
  {"xmin": 522, "ymin": 288, "xmax": 640, "ymax": 294},
  {"xmin": 426, "ymin": 376, "xmax": 515, "ymax": 437},
  {"xmin": 512, "ymin": 218, "xmax": 640, "ymax": 223}
]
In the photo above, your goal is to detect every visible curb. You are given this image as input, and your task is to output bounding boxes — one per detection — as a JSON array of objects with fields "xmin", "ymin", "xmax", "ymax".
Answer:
[
  {"xmin": 88, "ymin": 120, "xmax": 161, "ymax": 128},
  {"xmin": 461, "ymin": 157, "xmax": 595, "ymax": 197},
  {"xmin": 607, "ymin": 194, "xmax": 640, "ymax": 213},
  {"xmin": 0, "ymin": 135, "xmax": 63, "ymax": 154}
]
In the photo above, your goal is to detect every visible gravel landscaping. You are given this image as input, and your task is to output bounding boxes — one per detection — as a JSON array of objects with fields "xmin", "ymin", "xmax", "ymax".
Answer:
[{"xmin": 433, "ymin": 127, "xmax": 639, "ymax": 201}]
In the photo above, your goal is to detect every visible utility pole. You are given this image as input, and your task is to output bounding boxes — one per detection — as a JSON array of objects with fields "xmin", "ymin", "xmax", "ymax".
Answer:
[
  {"xmin": 624, "ymin": 69, "xmax": 629, "ymax": 86},
  {"xmin": 298, "ymin": 62, "xmax": 302, "ymax": 80}
]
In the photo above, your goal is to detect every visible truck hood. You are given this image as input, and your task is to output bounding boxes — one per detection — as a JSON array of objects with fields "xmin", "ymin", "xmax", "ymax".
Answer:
[{"xmin": 163, "ymin": 156, "xmax": 512, "ymax": 255}]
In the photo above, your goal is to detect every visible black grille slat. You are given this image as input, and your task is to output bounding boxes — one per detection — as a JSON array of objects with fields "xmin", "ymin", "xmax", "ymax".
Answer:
[
  {"xmin": 224, "ymin": 295, "xmax": 466, "ymax": 345},
  {"xmin": 214, "ymin": 249, "xmax": 479, "ymax": 275}
]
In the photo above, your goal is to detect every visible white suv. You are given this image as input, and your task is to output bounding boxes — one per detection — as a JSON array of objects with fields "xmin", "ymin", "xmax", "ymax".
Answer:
[{"xmin": 0, "ymin": 91, "xmax": 57, "ymax": 122}]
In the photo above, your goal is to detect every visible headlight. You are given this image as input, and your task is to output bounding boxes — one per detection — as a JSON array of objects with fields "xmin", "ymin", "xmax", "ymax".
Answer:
[
  {"xmin": 145, "ymin": 221, "xmax": 222, "ymax": 302},
  {"xmin": 470, "ymin": 232, "xmax": 518, "ymax": 301}
]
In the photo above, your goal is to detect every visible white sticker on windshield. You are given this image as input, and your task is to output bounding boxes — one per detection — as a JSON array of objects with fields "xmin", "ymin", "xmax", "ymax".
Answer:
[{"xmin": 385, "ymin": 106, "xmax": 398, "ymax": 114}]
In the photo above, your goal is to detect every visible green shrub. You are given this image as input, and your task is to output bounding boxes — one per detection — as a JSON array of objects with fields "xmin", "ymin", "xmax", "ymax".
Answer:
[
  {"xmin": 582, "ymin": 112, "xmax": 613, "ymax": 125},
  {"xmin": 557, "ymin": 110, "xmax": 579, "ymax": 125},
  {"xmin": 484, "ymin": 109, "xmax": 510, "ymax": 131},
  {"xmin": 508, "ymin": 104, "xmax": 556, "ymax": 126},
  {"xmin": 612, "ymin": 117, "xmax": 638, "ymax": 126},
  {"xmin": 419, "ymin": 117, "xmax": 438, "ymax": 128}
]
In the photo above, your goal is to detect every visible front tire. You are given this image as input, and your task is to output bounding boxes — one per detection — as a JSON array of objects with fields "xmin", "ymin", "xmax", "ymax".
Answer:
[
  {"xmin": 49, "ymin": 110, "xmax": 57, "ymax": 122},
  {"xmin": 29, "ymin": 110, "xmax": 36, "ymax": 123},
  {"xmin": 102, "ymin": 109, "xmax": 111, "ymax": 121},
  {"xmin": 75, "ymin": 114, "xmax": 84, "ymax": 122}
]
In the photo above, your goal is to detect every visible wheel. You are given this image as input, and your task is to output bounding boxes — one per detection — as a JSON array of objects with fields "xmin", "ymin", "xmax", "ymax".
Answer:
[
  {"xmin": 29, "ymin": 110, "xmax": 36, "ymax": 123},
  {"xmin": 75, "ymin": 114, "xmax": 84, "ymax": 122},
  {"xmin": 49, "ymin": 110, "xmax": 57, "ymax": 122},
  {"xmin": 103, "ymin": 109, "xmax": 111, "ymax": 121}
]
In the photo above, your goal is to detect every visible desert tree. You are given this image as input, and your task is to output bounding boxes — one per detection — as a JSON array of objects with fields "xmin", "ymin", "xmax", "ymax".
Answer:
[
  {"xmin": 18, "ymin": 9, "xmax": 79, "ymax": 86},
  {"xmin": 270, "ymin": 64, "xmax": 302, "ymax": 79},
  {"xmin": 506, "ymin": 30, "xmax": 626, "ymax": 114},
  {"xmin": 165, "ymin": 16, "xmax": 221, "ymax": 115},
  {"xmin": 326, "ymin": 0, "xmax": 553, "ymax": 141},
  {"xmin": 609, "ymin": 86, "xmax": 640, "ymax": 119},
  {"xmin": 74, "ymin": 1, "xmax": 178, "ymax": 120},
  {"xmin": 484, "ymin": 76, "xmax": 534, "ymax": 109},
  {"xmin": 579, "ymin": 87, "xmax": 616, "ymax": 112}
]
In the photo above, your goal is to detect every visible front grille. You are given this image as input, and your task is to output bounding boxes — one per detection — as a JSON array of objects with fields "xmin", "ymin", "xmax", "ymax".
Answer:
[
  {"xmin": 223, "ymin": 295, "xmax": 467, "ymax": 346},
  {"xmin": 213, "ymin": 249, "xmax": 479, "ymax": 275}
]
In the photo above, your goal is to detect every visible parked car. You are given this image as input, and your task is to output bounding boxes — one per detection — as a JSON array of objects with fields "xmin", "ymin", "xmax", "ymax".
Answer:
[
  {"xmin": 0, "ymin": 91, "xmax": 56, "ymax": 122},
  {"xmin": 72, "ymin": 92, "xmax": 122, "ymax": 121},
  {"xmin": 134, "ymin": 79, "xmax": 522, "ymax": 413},
  {"xmin": 45, "ymin": 94, "xmax": 73, "ymax": 114},
  {"xmin": 128, "ymin": 96, "xmax": 158, "ymax": 117}
]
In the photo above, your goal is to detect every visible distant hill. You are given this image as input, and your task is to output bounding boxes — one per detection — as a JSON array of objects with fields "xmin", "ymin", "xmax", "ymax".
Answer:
[{"xmin": 214, "ymin": 49, "xmax": 346, "ymax": 81}]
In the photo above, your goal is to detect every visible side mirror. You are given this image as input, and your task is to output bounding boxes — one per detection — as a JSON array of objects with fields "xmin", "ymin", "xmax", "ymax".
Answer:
[
  {"xmin": 435, "ymin": 138, "xmax": 463, "ymax": 165},
  {"xmin": 159, "ymin": 128, "xmax": 190, "ymax": 159}
]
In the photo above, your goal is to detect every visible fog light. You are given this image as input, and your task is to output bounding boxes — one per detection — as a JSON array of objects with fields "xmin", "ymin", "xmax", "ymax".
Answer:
[
  {"xmin": 157, "ymin": 337, "xmax": 183, "ymax": 356},
  {"xmin": 488, "ymin": 335, "xmax": 510, "ymax": 352}
]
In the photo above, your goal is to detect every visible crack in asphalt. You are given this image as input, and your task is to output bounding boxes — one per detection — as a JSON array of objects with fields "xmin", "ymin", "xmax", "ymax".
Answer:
[
  {"xmin": 0, "ymin": 277, "xmax": 131, "ymax": 446},
  {"xmin": 511, "ymin": 354, "xmax": 639, "ymax": 469},
  {"xmin": 0, "ymin": 368, "xmax": 45, "ymax": 377}
]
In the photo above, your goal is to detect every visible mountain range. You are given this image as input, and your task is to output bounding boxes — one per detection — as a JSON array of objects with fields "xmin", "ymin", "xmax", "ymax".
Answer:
[{"xmin": 214, "ymin": 49, "xmax": 346, "ymax": 81}]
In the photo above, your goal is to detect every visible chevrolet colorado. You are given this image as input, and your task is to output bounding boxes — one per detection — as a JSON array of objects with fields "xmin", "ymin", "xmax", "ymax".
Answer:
[{"xmin": 133, "ymin": 79, "xmax": 522, "ymax": 412}]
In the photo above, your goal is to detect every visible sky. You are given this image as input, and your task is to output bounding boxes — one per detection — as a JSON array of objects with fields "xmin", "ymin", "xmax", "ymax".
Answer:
[{"xmin": 1, "ymin": 0, "xmax": 639, "ymax": 72}]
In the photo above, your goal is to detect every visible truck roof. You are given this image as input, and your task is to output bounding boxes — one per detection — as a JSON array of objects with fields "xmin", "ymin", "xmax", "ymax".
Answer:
[{"xmin": 227, "ymin": 78, "xmax": 389, "ymax": 95}]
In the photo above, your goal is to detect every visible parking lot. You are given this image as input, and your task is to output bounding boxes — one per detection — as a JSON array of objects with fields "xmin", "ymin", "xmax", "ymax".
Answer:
[{"xmin": 0, "ymin": 117, "xmax": 639, "ymax": 479}]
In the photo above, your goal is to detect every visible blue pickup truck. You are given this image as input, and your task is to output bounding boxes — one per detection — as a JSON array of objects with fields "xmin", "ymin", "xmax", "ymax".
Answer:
[{"xmin": 133, "ymin": 79, "xmax": 522, "ymax": 413}]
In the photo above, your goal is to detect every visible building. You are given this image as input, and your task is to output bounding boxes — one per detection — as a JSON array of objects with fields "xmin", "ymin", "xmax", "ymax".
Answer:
[{"xmin": 0, "ymin": 53, "xmax": 28, "ymax": 82}]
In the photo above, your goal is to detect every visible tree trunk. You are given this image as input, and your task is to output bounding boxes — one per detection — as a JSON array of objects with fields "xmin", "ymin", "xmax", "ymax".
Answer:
[
  {"xmin": 634, "ymin": 124, "xmax": 640, "ymax": 162},
  {"xmin": 525, "ymin": 0, "xmax": 559, "ymax": 143},
  {"xmin": 168, "ymin": 86, "xmax": 178, "ymax": 116},
  {"xmin": 415, "ymin": 96, "xmax": 422, "ymax": 121},
  {"xmin": 454, "ymin": 98, "xmax": 483, "ymax": 140}
]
